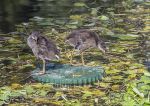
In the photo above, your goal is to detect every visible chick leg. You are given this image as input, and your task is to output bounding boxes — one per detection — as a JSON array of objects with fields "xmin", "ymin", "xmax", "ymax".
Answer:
[
  {"xmin": 42, "ymin": 59, "xmax": 46, "ymax": 74},
  {"xmin": 81, "ymin": 52, "xmax": 85, "ymax": 65},
  {"xmin": 70, "ymin": 50, "xmax": 74, "ymax": 65},
  {"xmin": 36, "ymin": 59, "xmax": 45, "ymax": 75}
]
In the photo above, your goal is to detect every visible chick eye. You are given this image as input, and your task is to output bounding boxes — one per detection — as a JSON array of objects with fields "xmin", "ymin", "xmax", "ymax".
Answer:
[
  {"xmin": 77, "ymin": 42, "xmax": 81, "ymax": 45},
  {"xmin": 75, "ymin": 42, "xmax": 81, "ymax": 49}
]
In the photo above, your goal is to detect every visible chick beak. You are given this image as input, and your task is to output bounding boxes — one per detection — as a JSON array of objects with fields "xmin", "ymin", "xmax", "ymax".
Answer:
[
  {"xmin": 55, "ymin": 55, "xmax": 60, "ymax": 60},
  {"xmin": 101, "ymin": 48, "xmax": 106, "ymax": 54},
  {"xmin": 98, "ymin": 45, "xmax": 107, "ymax": 54},
  {"xmin": 31, "ymin": 36, "xmax": 37, "ymax": 40},
  {"xmin": 65, "ymin": 40, "xmax": 69, "ymax": 43}
]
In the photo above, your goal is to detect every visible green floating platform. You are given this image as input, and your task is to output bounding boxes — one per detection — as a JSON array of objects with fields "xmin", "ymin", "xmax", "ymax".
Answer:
[{"xmin": 31, "ymin": 63, "xmax": 105, "ymax": 85}]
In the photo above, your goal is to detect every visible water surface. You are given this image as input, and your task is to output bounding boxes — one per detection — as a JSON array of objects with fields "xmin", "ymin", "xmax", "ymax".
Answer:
[{"xmin": 0, "ymin": 0, "xmax": 149, "ymax": 87}]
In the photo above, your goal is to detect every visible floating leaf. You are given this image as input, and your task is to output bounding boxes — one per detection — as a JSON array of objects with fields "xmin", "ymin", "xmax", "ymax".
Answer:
[
  {"xmin": 84, "ymin": 22, "xmax": 95, "ymax": 27},
  {"xmin": 97, "ymin": 82, "xmax": 110, "ymax": 88},
  {"xmin": 70, "ymin": 15, "xmax": 82, "ymax": 20},
  {"xmin": 82, "ymin": 91, "xmax": 92, "ymax": 99},
  {"xmin": 111, "ymin": 75, "xmax": 123, "ymax": 80},
  {"xmin": 38, "ymin": 90, "xmax": 48, "ymax": 96},
  {"xmin": 8, "ymin": 38, "xmax": 22, "ymax": 44},
  {"xmin": 140, "ymin": 76, "xmax": 150, "ymax": 84},
  {"xmin": 133, "ymin": 87, "xmax": 144, "ymax": 98},
  {"xmin": 112, "ymin": 85, "xmax": 120, "ymax": 91},
  {"xmin": 106, "ymin": 69, "xmax": 121, "ymax": 74},
  {"xmin": 140, "ymin": 85, "xmax": 150, "ymax": 90},
  {"xmin": 24, "ymin": 85, "xmax": 35, "ymax": 94},
  {"xmin": 92, "ymin": 90, "xmax": 105, "ymax": 96},
  {"xmin": 31, "ymin": 83, "xmax": 44, "ymax": 89},
  {"xmin": 74, "ymin": 2, "xmax": 87, "ymax": 7},
  {"xmin": 10, "ymin": 90, "xmax": 26, "ymax": 97},
  {"xmin": 0, "ymin": 101, "xmax": 5, "ymax": 106},
  {"xmin": 0, "ymin": 90, "xmax": 11, "ymax": 101},
  {"xmin": 11, "ymin": 83, "xmax": 22, "ymax": 89},
  {"xmin": 91, "ymin": 8, "xmax": 98, "ymax": 16},
  {"xmin": 32, "ymin": 98, "xmax": 50, "ymax": 103},
  {"xmin": 111, "ymin": 34, "xmax": 138, "ymax": 40},
  {"xmin": 144, "ymin": 71, "xmax": 150, "ymax": 77},
  {"xmin": 99, "ymin": 15, "xmax": 109, "ymax": 21}
]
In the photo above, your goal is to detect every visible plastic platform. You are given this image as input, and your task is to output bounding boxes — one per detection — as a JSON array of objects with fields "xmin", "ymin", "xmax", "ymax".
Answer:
[{"xmin": 31, "ymin": 63, "xmax": 105, "ymax": 85}]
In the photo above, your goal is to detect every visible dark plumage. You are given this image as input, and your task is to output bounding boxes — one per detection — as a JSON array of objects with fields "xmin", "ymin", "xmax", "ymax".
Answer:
[
  {"xmin": 65, "ymin": 29, "xmax": 107, "ymax": 65},
  {"xmin": 27, "ymin": 31, "xmax": 59, "ymax": 74}
]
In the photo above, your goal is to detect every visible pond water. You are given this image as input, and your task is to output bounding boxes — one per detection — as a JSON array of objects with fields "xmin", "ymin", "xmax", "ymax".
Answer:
[
  {"xmin": 0, "ymin": 0, "xmax": 96, "ymax": 33},
  {"xmin": 0, "ymin": 0, "xmax": 150, "ymax": 87}
]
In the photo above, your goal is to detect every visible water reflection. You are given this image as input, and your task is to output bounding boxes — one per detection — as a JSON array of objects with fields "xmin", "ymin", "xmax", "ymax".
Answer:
[
  {"xmin": 0, "ymin": 0, "xmax": 39, "ymax": 33},
  {"xmin": 0, "ymin": 0, "xmax": 121, "ymax": 33}
]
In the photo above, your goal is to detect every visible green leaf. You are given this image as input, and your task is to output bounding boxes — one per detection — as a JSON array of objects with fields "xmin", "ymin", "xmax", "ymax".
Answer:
[
  {"xmin": 140, "ymin": 85, "xmax": 150, "ymax": 90},
  {"xmin": 0, "ymin": 91, "xmax": 10, "ymax": 101},
  {"xmin": 82, "ymin": 91, "xmax": 92, "ymax": 99},
  {"xmin": 141, "ymin": 76, "xmax": 150, "ymax": 84},
  {"xmin": 133, "ymin": 87, "xmax": 144, "ymax": 98},
  {"xmin": 24, "ymin": 86, "xmax": 35, "ymax": 94},
  {"xmin": 91, "ymin": 8, "xmax": 98, "ymax": 16},
  {"xmin": 10, "ymin": 90, "xmax": 26, "ymax": 97},
  {"xmin": 123, "ymin": 95, "xmax": 136, "ymax": 106},
  {"xmin": 144, "ymin": 71, "xmax": 150, "ymax": 77},
  {"xmin": 99, "ymin": 15, "xmax": 109, "ymax": 21},
  {"xmin": 38, "ymin": 90, "xmax": 48, "ymax": 96},
  {"xmin": 111, "ymin": 34, "xmax": 138, "ymax": 40},
  {"xmin": 0, "ymin": 101, "xmax": 5, "ymax": 106},
  {"xmin": 74, "ymin": 2, "xmax": 87, "ymax": 7}
]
